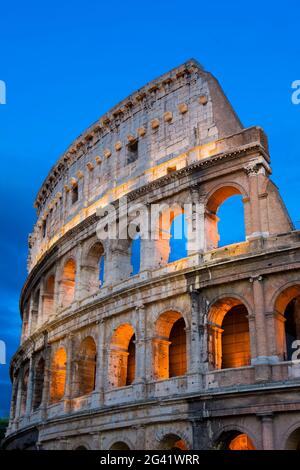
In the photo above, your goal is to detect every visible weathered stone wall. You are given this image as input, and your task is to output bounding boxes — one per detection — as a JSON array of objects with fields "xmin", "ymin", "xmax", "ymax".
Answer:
[{"xmin": 4, "ymin": 60, "xmax": 300, "ymax": 450}]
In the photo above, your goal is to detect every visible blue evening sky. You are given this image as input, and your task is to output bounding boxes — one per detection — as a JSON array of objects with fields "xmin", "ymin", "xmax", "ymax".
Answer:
[{"xmin": 0, "ymin": 0, "xmax": 299, "ymax": 417}]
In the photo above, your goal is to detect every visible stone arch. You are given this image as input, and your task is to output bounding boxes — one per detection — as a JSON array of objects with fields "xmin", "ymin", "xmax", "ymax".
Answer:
[
  {"xmin": 153, "ymin": 310, "xmax": 187, "ymax": 380},
  {"xmin": 60, "ymin": 258, "xmax": 76, "ymax": 308},
  {"xmin": 109, "ymin": 441, "xmax": 131, "ymax": 450},
  {"xmin": 82, "ymin": 241, "xmax": 105, "ymax": 296},
  {"xmin": 20, "ymin": 365, "xmax": 30, "ymax": 416},
  {"xmin": 158, "ymin": 433, "xmax": 188, "ymax": 450},
  {"xmin": 207, "ymin": 296, "xmax": 251, "ymax": 369},
  {"xmin": 108, "ymin": 323, "xmax": 136, "ymax": 388},
  {"xmin": 153, "ymin": 203, "xmax": 186, "ymax": 267},
  {"xmin": 43, "ymin": 274, "xmax": 55, "ymax": 319},
  {"xmin": 74, "ymin": 336, "xmax": 97, "ymax": 397},
  {"xmin": 284, "ymin": 423, "xmax": 300, "ymax": 449},
  {"xmin": 205, "ymin": 183, "xmax": 247, "ymax": 251},
  {"xmin": 74, "ymin": 445, "xmax": 88, "ymax": 450},
  {"xmin": 32, "ymin": 356, "xmax": 45, "ymax": 410},
  {"xmin": 50, "ymin": 347, "xmax": 67, "ymax": 403},
  {"xmin": 214, "ymin": 429, "xmax": 256, "ymax": 450},
  {"xmin": 273, "ymin": 284, "xmax": 300, "ymax": 361}
]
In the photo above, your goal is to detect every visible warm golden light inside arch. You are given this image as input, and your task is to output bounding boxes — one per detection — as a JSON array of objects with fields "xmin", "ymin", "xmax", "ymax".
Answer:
[
  {"xmin": 61, "ymin": 259, "xmax": 76, "ymax": 308},
  {"xmin": 229, "ymin": 434, "xmax": 255, "ymax": 450},
  {"xmin": 153, "ymin": 311, "xmax": 186, "ymax": 380},
  {"xmin": 50, "ymin": 347, "xmax": 67, "ymax": 403},
  {"xmin": 208, "ymin": 298, "xmax": 250, "ymax": 370},
  {"xmin": 109, "ymin": 323, "xmax": 135, "ymax": 388}
]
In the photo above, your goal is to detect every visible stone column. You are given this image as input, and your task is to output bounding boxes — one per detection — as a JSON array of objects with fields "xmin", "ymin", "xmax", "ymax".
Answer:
[
  {"xmin": 25, "ymin": 355, "xmax": 34, "ymax": 417},
  {"xmin": 74, "ymin": 244, "xmax": 83, "ymax": 301},
  {"xmin": 92, "ymin": 320, "xmax": 105, "ymax": 407},
  {"xmin": 64, "ymin": 334, "xmax": 74, "ymax": 412},
  {"xmin": 258, "ymin": 413, "xmax": 274, "ymax": 450},
  {"xmin": 41, "ymin": 336, "xmax": 51, "ymax": 419},
  {"xmin": 105, "ymin": 239, "xmax": 131, "ymax": 286},
  {"xmin": 14, "ymin": 369, "xmax": 23, "ymax": 422},
  {"xmin": 244, "ymin": 162, "xmax": 266, "ymax": 239},
  {"xmin": 135, "ymin": 305, "xmax": 146, "ymax": 383},
  {"xmin": 188, "ymin": 291, "xmax": 203, "ymax": 388},
  {"xmin": 186, "ymin": 189, "xmax": 205, "ymax": 256},
  {"xmin": 152, "ymin": 338, "xmax": 171, "ymax": 380},
  {"xmin": 250, "ymin": 276, "xmax": 268, "ymax": 360},
  {"xmin": 9, "ymin": 376, "xmax": 19, "ymax": 428}
]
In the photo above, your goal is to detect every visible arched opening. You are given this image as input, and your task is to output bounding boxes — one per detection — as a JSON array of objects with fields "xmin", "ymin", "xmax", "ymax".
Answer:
[
  {"xmin": 20, "ymin": 366, "xmax": 29, "ymax": 416},
  {"xmin": 61, "ymin": 259, "xmax": 76, "ymax": 308},
  {"xmin": 208, "ymin": 298, "xmax": 251, "ymax": 370},
  {"xmin": 32, "ymin": 357, "xmax": 45, "ymax": 410},
  {"xmin": 206, "ymin": 186, "xmax": 245, "ymax": 251},
  {"xmin": 159, "ymin": 434, "xmax": 188, "ymax": 450},
  {"xmin": 75, "ymin": 336, "xmax": 97, "ymax": 397},
  {"xmin": 50, "ymin": 347, "xmax": 67, "ymax": 403},
  {"xmin": 75, "ymin": 445, "xmax": 88, "ymax": 450},
  {"xmin": 130, "ymin": 234, "xmax": 141, "ymax": 276},
  {"xmin": 110, "ymin": 442, "xmax": 130, "ymax": 450},
  {"xmin": 31, "ymin": 289, "xmax": 40, "ymax": 331},
  {"xmin": 154, "ymin": 205, "xmax": 185, "ymax": 267},
  {"xmin": 285, "ymin": 427, "xmax": 300, "ymax": 450},
  {"xmin": 168, "ymin": 213, "xmax": 188, "ymax": 262},
  {"xmin": 215, "ymin": 431, "xmax": 255, "ymax": 450},
  {"xmin": 84, "ymin": 242, "xmax": 105, "ymax": 296},
  {"xmin": 274, "ymin": 285, "xmax": 300, "ymax": 361},
  {"xmin": 153, "ymin": 311, "xmax": 187, "ymax": 380},
  {"xmin": 109, "ymin": 324, "xmax": 136, "ymax": 388},
  {"xmin": 43, "ymin": 275, "xmax": 55, "ymax": 319}
]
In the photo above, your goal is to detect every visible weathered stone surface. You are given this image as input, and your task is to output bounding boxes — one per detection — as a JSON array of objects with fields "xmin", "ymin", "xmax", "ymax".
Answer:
[{"xmin": 4, "ymin": 59, "xmax": 300, "ymax": 451}]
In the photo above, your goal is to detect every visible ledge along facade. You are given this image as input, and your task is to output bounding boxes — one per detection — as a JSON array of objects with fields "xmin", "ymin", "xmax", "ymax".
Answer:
[{"xmin": 4, "ymin": 59, "xmax": 300, "ymax": 450}]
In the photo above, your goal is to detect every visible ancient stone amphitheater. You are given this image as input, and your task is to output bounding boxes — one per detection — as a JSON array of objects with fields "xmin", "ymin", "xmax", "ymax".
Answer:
[{"xmin": 4, "ymin": 59, "xmax": 300, "ymax": 450}]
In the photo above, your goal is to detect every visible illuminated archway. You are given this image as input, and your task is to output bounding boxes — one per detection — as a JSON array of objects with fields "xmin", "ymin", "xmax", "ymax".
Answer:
[
  {"xmin": 50, "ymin": 347, "xmax": 67, "ymax": 403},
  {"xmin": 74, "ymin": 336, "xmax": 97, "ymax": 397},
  {"xmin": 215, "ymin": 431, "xmax": 255, "ymax": 450},
  {"xmin": 208, "ymin": 297, "xmax": 251, "ymax": 369},
  {"xmin": 159, "ymin": 434, "xmax": 188, "ymax": 450},
  {"xmin": 153, "ymin": 311, "xmax": 187, "ymax": 380},
  {"xmin": 108, "ymin": 324, "xmax": 136, "ymax": 388},
  {"xmin": 274, "ymin": 285, "xmax": 300, "ymax": 360},
  {"xmin": 61, "ymin": 259, "xmax": 76, "ymax": 307}
]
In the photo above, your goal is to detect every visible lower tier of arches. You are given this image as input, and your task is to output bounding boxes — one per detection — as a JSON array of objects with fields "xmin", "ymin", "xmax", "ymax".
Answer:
[{"xmin": 3, "ymin": 390, "xmax": 300, "ymax": 450}]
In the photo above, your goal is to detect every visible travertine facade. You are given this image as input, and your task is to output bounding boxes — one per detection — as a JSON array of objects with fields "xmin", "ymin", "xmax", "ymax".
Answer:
[{"xmin": 4, "ymin": 59, "xmax": 300, "ymax": 450}]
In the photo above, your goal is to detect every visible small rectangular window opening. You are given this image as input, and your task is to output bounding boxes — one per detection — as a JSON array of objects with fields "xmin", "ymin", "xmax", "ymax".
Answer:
[
  {"xmin": 127, "ymin": 139, "xmax": 138, "ymax": 164},
  {"xmin": 71, "ymin": 185, "xmax": 79, "ymax": 204}
]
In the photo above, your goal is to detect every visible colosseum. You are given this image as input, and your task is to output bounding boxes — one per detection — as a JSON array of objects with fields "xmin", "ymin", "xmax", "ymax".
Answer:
[{"xmin": 3, "ymin": 59, "xmax": 300, "ymax": 450}]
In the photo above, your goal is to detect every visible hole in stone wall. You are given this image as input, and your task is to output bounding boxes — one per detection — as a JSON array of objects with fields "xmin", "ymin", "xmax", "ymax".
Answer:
[{"xmin": 127, "ymin": 140, "xmax": 138, "ymax": 164}]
